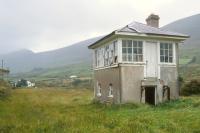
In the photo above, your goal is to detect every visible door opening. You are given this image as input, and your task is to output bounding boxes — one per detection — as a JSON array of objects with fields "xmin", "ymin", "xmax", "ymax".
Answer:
[{"xmin": 145, "ymin": 87, "xmax": 155, "ymax": 105}]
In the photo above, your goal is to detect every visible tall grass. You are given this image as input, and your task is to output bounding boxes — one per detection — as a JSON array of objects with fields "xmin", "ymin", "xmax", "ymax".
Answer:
[{"xmin": 0, "ymin": 88, "xmax": 200, "ymax": 133}]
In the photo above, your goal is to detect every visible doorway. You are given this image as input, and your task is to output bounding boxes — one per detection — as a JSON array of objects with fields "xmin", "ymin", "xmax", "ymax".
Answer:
[{"xmin": 145, "ymin": 87, "xmax": 155, "ymax": 105}]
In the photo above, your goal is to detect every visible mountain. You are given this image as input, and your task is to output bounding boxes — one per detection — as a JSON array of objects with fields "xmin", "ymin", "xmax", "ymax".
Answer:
[
  {"xmin": 163, "ymin": 14, "xmax": 200, "ymax": 81},
  {"xmin": 163, "ymin": 14, "xmax": 200, "ymax": 64},
  {"xmin": 1, "ymin": 36, "xmax": 102, "ymax": 73},
  {"xmin": 163, "ymin": 14, "xmax": 200, "ymax": 48},
  {"xmin": 2, "ymin": 14, "xmax": 200, "ymax": 75}
]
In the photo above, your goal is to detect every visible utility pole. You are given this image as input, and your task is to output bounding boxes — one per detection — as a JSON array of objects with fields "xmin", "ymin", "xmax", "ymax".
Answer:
[{"xmin": 1, "ymin": 60, "xmax": 4, "ymax": 80}]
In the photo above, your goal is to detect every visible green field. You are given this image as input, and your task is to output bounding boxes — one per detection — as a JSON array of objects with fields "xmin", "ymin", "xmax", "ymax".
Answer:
[{"xmin": 0, "ymin": 88, "xmax": 200, "ymax": 133}]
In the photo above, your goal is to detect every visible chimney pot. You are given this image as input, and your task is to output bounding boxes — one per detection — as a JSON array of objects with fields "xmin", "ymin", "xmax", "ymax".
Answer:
[{"xmin": 146, "ymin": 14, "xmax": 160, "ymax": 28}]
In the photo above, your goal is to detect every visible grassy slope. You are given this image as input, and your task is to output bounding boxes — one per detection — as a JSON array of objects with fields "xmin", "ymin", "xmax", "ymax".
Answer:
[
  {"xmin": 9, "ymin": 63, "xmax": 92, "ymax": 81},
  {"xmin": 9, "ymin": 47, "xmax": 200, "ymax": 82},
  {"xmin": 0, "ymin": 88, "xmax": 200, "ymax": 133},
  {"xmin": 179, "ymin": 47, "xmax": 200, "ymax": 81}
]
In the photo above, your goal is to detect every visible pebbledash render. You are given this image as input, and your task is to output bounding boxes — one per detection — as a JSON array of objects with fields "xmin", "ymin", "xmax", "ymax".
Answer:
[{"xmin": 88, "ymin": 14, "xmax": 189, "ymax": 105}]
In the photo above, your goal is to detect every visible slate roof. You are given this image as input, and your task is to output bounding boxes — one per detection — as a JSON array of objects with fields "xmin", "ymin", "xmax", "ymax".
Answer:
[
  {"xmin": 88, "ymin": 21, "xmax": 189, "ymax": 48},
  {"xmin": 118, "ymin": 22, "xmax": 189, "ymax": 37}
]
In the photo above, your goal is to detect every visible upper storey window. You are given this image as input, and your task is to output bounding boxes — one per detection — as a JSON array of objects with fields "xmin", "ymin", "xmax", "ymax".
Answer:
[
  {"xmin": 160, "ymin": 43, "xmax": 173, "ymax": 63},
  {"xmin": 94, "ymin": 40, "xmax": 118, "ymax": 68},
  {"xmin": 122, "ymin": 40, "xmax": 143, "ymax": 62}
]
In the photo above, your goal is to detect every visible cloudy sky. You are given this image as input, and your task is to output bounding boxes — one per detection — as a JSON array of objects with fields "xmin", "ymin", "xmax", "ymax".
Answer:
[{"xmin": 0, "ymin": 0, "xmax": 199, "ymax": 54}]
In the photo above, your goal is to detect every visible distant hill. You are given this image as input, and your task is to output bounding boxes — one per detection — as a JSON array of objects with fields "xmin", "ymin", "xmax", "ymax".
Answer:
[
  {"xmin": 163, "ymin": 14, "xmax": 200, "ymax": 48},
  {"xmin": 2, "ymin": 14, "xmax": 200, "ymax": 75},
  {"xmin": 163, "ymin": 14, "xmax": 200, "ymax": 81},
  {"xmin": 1, "ymin": 36, "xmax": 103, "ymax": 73}
]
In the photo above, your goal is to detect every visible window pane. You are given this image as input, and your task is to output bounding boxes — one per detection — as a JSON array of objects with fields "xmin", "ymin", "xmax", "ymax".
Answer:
[
  {"xmin": 160, "ymin": 43, "xmax": 164, "ymax": 49},
  {"xmin": 122, "ymin": 54, "xmax": 127, "ymax": 61},
  {"xmin": 169, "ymin": 44, "xmax": 172, "ymax": 49},
  {"xmin": 160, "ymin": 49, "xmax": 164, "ymax": 55},
  {"xmin": 169, "ymin": 57, "xmax": 173, "ymax": 63},
  {"xmin": 169, "ymin": 50, "xmax": 173, "ymax": 56},
  {"xmin": 133, "ymin": 55, "xmax": 137, "ymax": 61},
  {"xmin": 165, "ymin": 50, "xmax": 168, "ymax": 56},
  {"xmin": 122, "ymin": 40, "xmax": 126, "ymax": 47},
  {"xmin": 122, "ymin": 48, "xmax": 127, "ymax": 53},
  {"xmin": 138, "ymin": 48, "xmax": 142, "ymax": 54},
  {"xmin": 128, "ymin": 48, "xmax": 132, "ymax": 53},
  {"xmin": 138, "ymin": 55, "xmax": 143, "ymax": 62},
  {"xmin": 133, "ymin": 41, "xmax": 137, "ymax": 47},
  {"xmin": 165, "ymin": 56, "xmax": 168, "ymax": 62},
  {"xmin": 138, "ymin": 41, "xmax": 142, "ymax": 47},
  {"xmin": 165, "ymin": 43, "xmax": 168, "ymax": 49},
  {"xmin": 133, "ymin": 48, "xmax": 137, "ymax": 54},
  {"xmin": 127, "ymin": 40, "xmax": 132, "ymax": 47},
  {"xmin": 128, "ymin": 54, "xmax": 132, "ymax": 61},
  {"xmin": 160, "ymin": 56, "xmax": 164, "ymax": 62}
]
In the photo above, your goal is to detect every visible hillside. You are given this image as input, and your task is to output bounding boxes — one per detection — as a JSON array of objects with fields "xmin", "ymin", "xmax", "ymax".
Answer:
[
  {"xmin": 163, "ymin": 14, "xmax": 200, "ymax": 49},
  {"xmin": 0, "ymin": 36, "xmax": 102, "ymax": 73},
  {"xmin": 163, "ymin": 14, "xmax": 200, "ymax": 80}
]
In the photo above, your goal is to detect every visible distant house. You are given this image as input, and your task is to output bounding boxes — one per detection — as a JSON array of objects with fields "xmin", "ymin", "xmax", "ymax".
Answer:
[
  {"xmin": 70, "ymin": 75, "xmax": 78, "ymax": 79},
  {"xmin": 26, "ymin": 81, "xmax": 35, "ymax": 87},
  {"xmin": 88, "ymin": 14, "xmax": 189, "ymax": 105},
  {"xmin": 16, "ymin": 79, "xmax": 35, "ymax": 88}
]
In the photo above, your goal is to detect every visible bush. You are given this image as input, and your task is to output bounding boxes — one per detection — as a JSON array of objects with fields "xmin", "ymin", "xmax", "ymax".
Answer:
[
  {"xmin": 181, "ymin": 80, "xmax": 200, "ymax": 96},
  {"xmin": 0, "ymin": 80, "xmax": 11, "ymax": 99},
  {"xmin": 72, "ymin": 79, "xmax": 82, "ymax": 86}
]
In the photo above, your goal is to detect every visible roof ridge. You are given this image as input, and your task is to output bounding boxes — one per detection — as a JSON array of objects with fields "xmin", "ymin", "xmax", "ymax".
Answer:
[{"xmin": 127, "ymin": 21, "xmax": 141, "ymax": 32}]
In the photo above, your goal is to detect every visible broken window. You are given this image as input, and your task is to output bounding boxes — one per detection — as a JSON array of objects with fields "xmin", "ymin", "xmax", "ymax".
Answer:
[
  {"xmin": 160, "ymin": 43, "xmax": 173, "ymax": 63},
  {"xmin": 113, "ymin": 41, "xmax": 118, "ymax": 63},
  {"xmin": 104, "ymin": 45, "xmax": 109, "ymax": 66}
]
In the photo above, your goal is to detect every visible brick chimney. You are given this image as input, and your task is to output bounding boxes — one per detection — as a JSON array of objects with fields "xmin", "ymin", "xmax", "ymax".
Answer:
[{"xmin": 146, "ymin": 14, "xmax": 160, "ymax": 28}]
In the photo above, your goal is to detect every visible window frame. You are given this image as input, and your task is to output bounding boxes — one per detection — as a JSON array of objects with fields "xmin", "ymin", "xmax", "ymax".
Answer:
[
  {"xmin": 122, "ymin": 39, "xmax": 144, "ymax": 63},
  {"xmin": 160, "ymin": 42, "xmax": 174, "ymax": 64},
  {"xmin": 94, "ymin": 39, "xmax": 118, "ymax": 69}
]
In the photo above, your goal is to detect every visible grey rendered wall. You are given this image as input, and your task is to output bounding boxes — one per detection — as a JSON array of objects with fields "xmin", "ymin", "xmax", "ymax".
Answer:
[
  {"xmin": 160, "ymin": 43, "xmax": 179, "ymax": 100},
  {"xmin": 94, "ymin": 67, "xmax": 121, "ymax": 103},
  {"xmin": 120, "ymin": 65, "xmax": 144, "ymax": 103},
  {"xmin": 160, "ymin": 66, "xmax": 179, "ymax": 99}
]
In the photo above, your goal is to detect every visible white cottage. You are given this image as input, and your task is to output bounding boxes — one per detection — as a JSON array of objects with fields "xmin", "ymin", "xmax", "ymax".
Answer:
[{"xmin": 88, "ymin": 14, "xmax": 189, "ymax": 105}]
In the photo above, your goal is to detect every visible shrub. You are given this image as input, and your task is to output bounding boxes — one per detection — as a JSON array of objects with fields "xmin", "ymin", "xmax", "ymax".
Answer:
[
  {"xmin": 0, "ymin": 80, "xmax": 11, "ymax": 99},
  {"xmin": 72, "ymin": 79, "xmax": 82, "ymax": 86},
  {"xmin": 181, "ymin": 80, "xmax": 200, "ymax": 96}
]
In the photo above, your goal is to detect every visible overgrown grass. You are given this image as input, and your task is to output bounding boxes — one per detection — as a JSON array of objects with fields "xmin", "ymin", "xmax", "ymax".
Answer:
[{"xmin": 0, "ymin": 88, "xmax": 200, "ymax": 133}]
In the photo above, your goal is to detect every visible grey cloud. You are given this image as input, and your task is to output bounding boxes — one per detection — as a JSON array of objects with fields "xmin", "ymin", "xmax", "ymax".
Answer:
[{"xmin": 0, "ymin": 0, "xmax": 199, "ymax": 54}]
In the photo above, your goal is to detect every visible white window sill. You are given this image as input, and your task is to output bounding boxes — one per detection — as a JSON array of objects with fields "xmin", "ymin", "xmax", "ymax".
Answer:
[
  {"xmin": 158, "ymin": 63, "xmax": 176, "ymax": 66},
  {"xmin": 121, "ymin": 61, "xmax": 145, "ymax": 64},
  {"xmin": 94, "ymin": 64, "xmax": 118, "ymax": 70}
]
